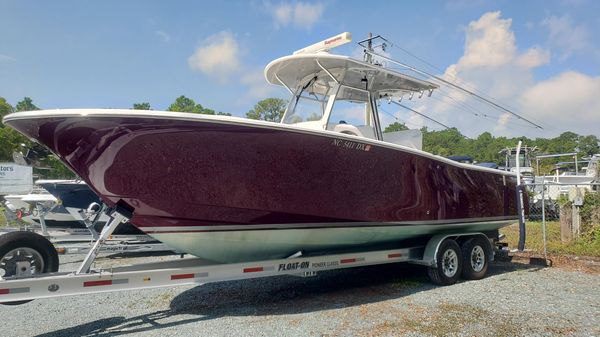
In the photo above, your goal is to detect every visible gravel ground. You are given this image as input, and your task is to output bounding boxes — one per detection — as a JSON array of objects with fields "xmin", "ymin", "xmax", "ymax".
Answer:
[{"xmin": 1, "ymin": 252, "xmax": 599, "ymax": 337}]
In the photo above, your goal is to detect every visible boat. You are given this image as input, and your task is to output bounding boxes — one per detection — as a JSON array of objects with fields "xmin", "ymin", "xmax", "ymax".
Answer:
[
  {"xmin": 36, "ymin": 179, "xmax": 144, "ymax": 235},
  {"xmin": 500, "ymin": 146, "xmax": 536, "ymax": 185},
  {"xmin": 1, "ymin": 33, "xmax": 521, "ymax": 263},
  {"xmin": 3, "ymin": 190, "xmax": 82, "ymax": 228},
  {"xmin": 536, "ymin": 154, "xmax": 599, "ymax": 199}
]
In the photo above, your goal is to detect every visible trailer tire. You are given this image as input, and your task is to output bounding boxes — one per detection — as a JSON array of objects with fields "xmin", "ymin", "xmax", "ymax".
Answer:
[
  {"xmin": 461, "ymin": 237, "xmax": 489, "ymax": 280},
  {"xmin": 0, "ymin": 231, "xmax": 59, "ymax": 305},
  {"xmin": 427, "ymin": 239, "xmax": 462, "ymax": 286}
]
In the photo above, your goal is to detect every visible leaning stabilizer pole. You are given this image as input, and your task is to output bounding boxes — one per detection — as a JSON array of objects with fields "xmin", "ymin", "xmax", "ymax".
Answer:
[
  {"xmin": 76, "ymin": 212, "xmax": 127, "ymax": 274},
  {"xmin": 515, "ymin": 141, "xmax": 527, "ymax": 251}
]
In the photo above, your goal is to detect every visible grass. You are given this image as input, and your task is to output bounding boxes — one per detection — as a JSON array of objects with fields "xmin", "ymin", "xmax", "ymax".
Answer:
[
  {"xmin": 0, "ymin": 205, "xmax": 7, "ymax": 226},
  {"xmin": 368, "ymin": 302, "xmax": 524, "ymax": 336},
  {"xmin": 501, "ymin": 221, "xmax": 600, "ymax": 257}
]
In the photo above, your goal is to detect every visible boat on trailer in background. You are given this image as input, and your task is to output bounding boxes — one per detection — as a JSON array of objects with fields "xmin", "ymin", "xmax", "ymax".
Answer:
[{"xmin": 0, "ymin": 33, "xmax": 528, "ymax": 304}]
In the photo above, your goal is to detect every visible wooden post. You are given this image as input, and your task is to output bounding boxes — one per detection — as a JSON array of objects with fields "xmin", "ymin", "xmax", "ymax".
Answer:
[{"xmin": 560, "ymin": 204, "xmax": 572, "ymax": 243}]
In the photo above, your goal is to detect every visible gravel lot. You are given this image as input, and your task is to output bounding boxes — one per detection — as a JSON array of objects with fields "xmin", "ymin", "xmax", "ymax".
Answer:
[{"xmin": 1, "ymin": 252, "xmax": 599, "ymax": 337}]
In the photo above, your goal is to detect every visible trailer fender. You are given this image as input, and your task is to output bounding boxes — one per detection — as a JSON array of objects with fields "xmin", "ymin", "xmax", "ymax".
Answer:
[{"xmin": 415, "ymin": 233, "xmax": 492, "ymax": 267}]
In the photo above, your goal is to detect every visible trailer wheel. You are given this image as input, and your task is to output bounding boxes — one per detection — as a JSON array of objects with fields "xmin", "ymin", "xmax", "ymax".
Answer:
[
  {"xmin": 427, "ymin": 239, "xmax": 462, "ymax": 286},
  {"xmin": 0, "ymin": 231, "xmax": 59, "ymax": 305},
  {"xmin": 461, "ymin": 237, "xmax": 490, "ymax": 280}
]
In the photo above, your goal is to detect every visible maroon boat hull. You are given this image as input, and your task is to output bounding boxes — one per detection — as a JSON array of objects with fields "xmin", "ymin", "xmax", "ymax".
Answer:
[{"xmin": 5, "ymin": 113, "xmax": 519, "ymax": 234}]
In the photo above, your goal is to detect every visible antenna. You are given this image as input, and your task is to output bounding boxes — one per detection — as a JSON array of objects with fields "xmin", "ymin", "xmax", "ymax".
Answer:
[{"xmin": 293, "ymin": 32, "xmax": 352, "ymax": 55}]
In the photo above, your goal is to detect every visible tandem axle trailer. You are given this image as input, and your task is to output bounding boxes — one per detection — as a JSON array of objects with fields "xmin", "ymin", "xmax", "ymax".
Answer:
[{"xmin": 0, "ymin": 210, "xmax": 499, "ymax": 304}]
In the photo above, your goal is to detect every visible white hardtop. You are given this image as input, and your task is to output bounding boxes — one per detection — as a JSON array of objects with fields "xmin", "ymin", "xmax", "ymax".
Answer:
[{"xmin": 265, "ymin": 53, "xmax": 438, "ymax": 101}]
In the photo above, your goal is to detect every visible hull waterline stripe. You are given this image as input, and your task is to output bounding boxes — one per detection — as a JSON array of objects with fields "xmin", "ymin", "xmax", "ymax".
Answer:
[{"xmin": 139, "ymin": 218, "xmax": 518, "ymax": 234}]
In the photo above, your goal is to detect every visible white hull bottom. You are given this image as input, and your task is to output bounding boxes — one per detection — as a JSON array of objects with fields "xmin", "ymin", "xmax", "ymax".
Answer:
[{"xmin": 146, "ymin": 220, "xmax": 515, "ymax": 263}]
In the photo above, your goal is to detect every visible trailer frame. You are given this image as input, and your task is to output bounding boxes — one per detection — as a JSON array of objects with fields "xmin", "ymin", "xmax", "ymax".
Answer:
[{"xmin": 0, "ymin": 210, "xmax": 496, "ymax": 304}]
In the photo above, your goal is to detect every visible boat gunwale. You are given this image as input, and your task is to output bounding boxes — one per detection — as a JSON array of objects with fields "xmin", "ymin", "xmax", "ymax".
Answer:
[{"xmin": 3, "ymin": 109, "xmax": 518, "ymax": 177}]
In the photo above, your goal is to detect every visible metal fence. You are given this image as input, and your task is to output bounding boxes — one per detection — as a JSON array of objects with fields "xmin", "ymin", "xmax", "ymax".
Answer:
[{"xmin": 521, "ymin": 180, "xmax": 600, "ymax": 258}]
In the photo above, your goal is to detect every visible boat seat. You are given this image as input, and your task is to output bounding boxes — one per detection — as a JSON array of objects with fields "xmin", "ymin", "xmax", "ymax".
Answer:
[{"xmin": 332, "ymin": 123, "xmax": 364, "ymax": 137}]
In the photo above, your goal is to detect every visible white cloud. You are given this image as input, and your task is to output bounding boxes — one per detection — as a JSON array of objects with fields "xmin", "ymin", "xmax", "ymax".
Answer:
[
  {"xmin": 188, "ymin": 31, "xmax": 241, "ymax": 82},
  {"xmin": 267, "ymin": 2, "xmax": 324, "ymax": 30},
  {"xmin": 155, "ymin": 30, "xmax": 171, "ymax": 42},
  {"xmin": 519, "ymin": 72, "xmax": 600, "ymax": 135},
  {"xmin": 273, "ymin": 3, "xmax": 293, "ymax": 25},
  {"xmin": 415, "ymin": 11, "xmax": 559, "ymax": 137},
  {"xmin": 240, "ymin": 68, "xmax": 277, "ymax": 99},
  {"xmin": 541, "ymin": 15, "xmax": 590, "ymax": 60},
  {"xmin": 457, "ymin": 11, "xmax": 517, "ymax": 68},
  {"xmin": 0, "ymin": 54, "xmax": 15, "ymax": 62},
  {"xmin": 516, "ymin": 46, "xmax": 550, "ymax": 68},
  {"xmin": 417, "ymin": 11, "xmax": 599, "ymax": 138}
]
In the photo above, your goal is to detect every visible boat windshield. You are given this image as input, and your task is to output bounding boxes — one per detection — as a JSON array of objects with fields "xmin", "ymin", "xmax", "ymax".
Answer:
[
  {"xmin": 509, "ymin": 153, "xmax": 531, "ymax": 168},
  {"xmin": 283, "ymin": 89, "xmax": 328, "ymax": 124}
]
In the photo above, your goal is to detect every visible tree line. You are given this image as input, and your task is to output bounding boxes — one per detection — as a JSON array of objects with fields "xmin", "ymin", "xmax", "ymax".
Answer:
[{"xmin": 1, "ymin": 95, "xmax": 598, "ymax": 177}]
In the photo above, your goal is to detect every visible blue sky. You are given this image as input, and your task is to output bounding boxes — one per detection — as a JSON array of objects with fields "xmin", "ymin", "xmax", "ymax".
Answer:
[{"xmin": 1, "ymin": 0, "xmax": 599, "ymax": 137}]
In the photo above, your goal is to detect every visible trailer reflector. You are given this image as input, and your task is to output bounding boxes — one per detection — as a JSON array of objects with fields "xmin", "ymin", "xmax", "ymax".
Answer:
[
  {"xmin": 83, "ymin": 280, "xmax": 112, "ymax": 287},
  {"xmin": 0, "ymin": 287, "xmax": 29, "ymax": 295},
  {"xmin": 340, "ymin": 257, "xmax": 365, "ymax": 264},
  {"xmin": 171, "ymin": 273, "xmax": 195, "ymax": 280},
  {"xmin": 388, "ymin": 253, "xmax": 403, "ymax": 258},
  {"xmin": 243, "ymin": 267, "xmax": 264, "ymax": 273},
  {"xmin": 83, "ymin": 278, "xmax": 128, "ymax": 287}
]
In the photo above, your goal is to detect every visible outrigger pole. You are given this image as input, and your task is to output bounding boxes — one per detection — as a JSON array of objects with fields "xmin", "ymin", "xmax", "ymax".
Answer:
[
  {"xmin": 390, "ymin": 101, "xmax": 451, "ymax": 130},
  {"xmin": 358, "ymin": 35, "xmax": 544, "ymax": 130}
]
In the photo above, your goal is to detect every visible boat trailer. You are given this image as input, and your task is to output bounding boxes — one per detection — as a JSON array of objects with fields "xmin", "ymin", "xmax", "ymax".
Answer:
[{"xmin": 0, "ymin": 208, "xmax": 499, "ymax": 304}]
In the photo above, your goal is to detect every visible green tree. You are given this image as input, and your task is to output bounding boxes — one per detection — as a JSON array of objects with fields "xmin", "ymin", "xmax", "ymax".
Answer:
[
  {"xmin": 0, "ymin": 98, "xmax": 34, "ymax": 161},
  {"xmin": 383, "ymin": 122, "xmax": 409, "ymax": 133},
  {"xmin": 167, "ymin": 95, "xmax": 216, "ymax": 114},
  {"xmin": 577, "ymin": 135, "xmax": 599, "ymax": 157},
  {"xmin": 246, "ymin": 98, "xmax": 287, "ymax": 122},
  {"xmin": 0, "ymin": 97, "xmax": 14, "ymax": 122},
  {"xmin": 44, "ymin": 156, "xmax": 76, "ymax": 179},
  {"xmin": 15, "ymin": 97, "xmax": 39, "ymax": 112},
  {"xmin": 133, "ymin": 102, "xmax": 151, "ymax": 110}
]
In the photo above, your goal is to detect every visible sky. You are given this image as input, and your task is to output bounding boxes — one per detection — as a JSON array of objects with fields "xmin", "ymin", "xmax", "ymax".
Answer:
[{"xmin": 1, "ymin": 0, "xmax": 599, "ymax": 138}]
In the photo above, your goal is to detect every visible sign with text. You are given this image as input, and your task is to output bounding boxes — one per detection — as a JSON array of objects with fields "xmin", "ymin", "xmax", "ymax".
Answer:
[{"xmin": 0, "ymin": 163, "xmax": 33, "ymax": 195}]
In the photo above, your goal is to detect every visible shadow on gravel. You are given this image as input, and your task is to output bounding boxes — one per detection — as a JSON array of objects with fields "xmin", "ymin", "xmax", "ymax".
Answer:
[
  {"xmin": 169, "ymin": 260, "xmax": 543, "ymax": 317},
  {"xmin": 35, "ymin": 310, "xmax": 204, "ymax": 337},
  {"xmin": 37, "ymin": 260, "xmax": 542, "ymax": 337}
]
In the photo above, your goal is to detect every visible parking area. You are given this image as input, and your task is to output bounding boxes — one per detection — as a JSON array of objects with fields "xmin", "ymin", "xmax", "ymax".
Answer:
[{"xmin": 1, "ymin": 253, "xmax": 599, "ymax": 337}]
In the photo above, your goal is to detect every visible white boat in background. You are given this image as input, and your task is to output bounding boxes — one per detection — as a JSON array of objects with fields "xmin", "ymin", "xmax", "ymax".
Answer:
[
  {"xmin": 3, "ymin": 189, "xmax": 81, "ymax": 228},
  {"xmin": 500, "ymin": 146, "xmax": 536, "ymax": 185},
  {"xmin": 535, "ymin": 153, "xmax": 599, "ymax": 199}
]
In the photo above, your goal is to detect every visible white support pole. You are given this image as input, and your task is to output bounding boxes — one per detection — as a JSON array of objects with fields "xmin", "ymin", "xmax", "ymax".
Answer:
[
  {"xmin": 516, "ymin": 141, "xmax": 526, "ymax": 251},
  {"xmin": 76, "ymin": 212, "xmax": 127, "ymax": 274},
  {"xmin": 35, "ymin": 203, "xmax": 48, "ymax": 236},
  {"xmin": 541, "ymin": 179, "xmax": 547, "ymax": 259}
]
